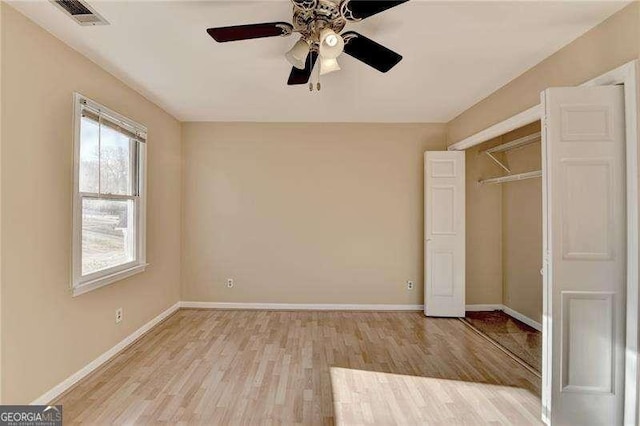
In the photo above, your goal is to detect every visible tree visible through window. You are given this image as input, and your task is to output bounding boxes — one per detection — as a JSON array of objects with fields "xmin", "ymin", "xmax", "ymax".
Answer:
[{"xmin": 72, "ymin": 95, "xmax": 147, "ymax": 295}]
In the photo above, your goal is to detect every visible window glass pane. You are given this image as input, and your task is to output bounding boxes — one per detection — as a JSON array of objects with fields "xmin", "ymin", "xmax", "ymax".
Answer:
[
  {"xmin": 82, "ymin": 198, "xmax": 135, "ymax": 276},
  {"xmin": 79, "ymin": 117, "xmax": 100, "ymax": 193},
  {"xmin": 100, "ymin": 125, "xmax": 133, "ymax": 195}
]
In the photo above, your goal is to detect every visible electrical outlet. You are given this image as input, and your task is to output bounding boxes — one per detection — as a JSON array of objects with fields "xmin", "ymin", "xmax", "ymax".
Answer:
[
  {"xmin": 407, "ymin": 281, "xmax": 414, "ymax": 290},
  {"xmin": 115, "ymin": 308, "xmax": 123, "ymax": 324},
  {"xmin": 226, "ymin": 278, "xmax": 234, "ymax": 288}
]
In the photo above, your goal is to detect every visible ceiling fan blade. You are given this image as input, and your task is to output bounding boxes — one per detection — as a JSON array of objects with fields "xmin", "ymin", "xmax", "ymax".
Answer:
[
  {"xmin": 341, "ymin": 0, "xmax": 409, "ymax": 21},
  {"xmin": 287, "ymin": 51, "xmax": 318, "ymax": 85},
  {"xmin": 342, "ymin": 32, "xmax": 402, "ymax": 73},
  {"xmin": 207, "ymin": 22, "xmax": 293, "ymax": 43}
]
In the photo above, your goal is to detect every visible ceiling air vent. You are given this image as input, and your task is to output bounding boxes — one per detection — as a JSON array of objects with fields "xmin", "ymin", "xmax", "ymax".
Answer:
[{"xmin": 51, "ymin": 0, "xmax": 109, "ymax": 26}]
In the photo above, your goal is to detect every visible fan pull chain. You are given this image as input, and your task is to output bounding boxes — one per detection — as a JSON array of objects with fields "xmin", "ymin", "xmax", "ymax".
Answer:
[
  {"xmin": 308, "ymin": 52, "xmax": 314, "ymax": 92},
  {"xmin": 307, "ymin": 52, "xmax": 321, "ymax": 93}
]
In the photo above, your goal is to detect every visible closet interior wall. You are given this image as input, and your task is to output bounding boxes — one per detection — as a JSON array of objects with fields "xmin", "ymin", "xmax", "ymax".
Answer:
[
  {"xmin": 465, "ymin": 122, "xmax": 542, "ymax": 324},
  {"xmin": 501, "ymin": 122, "xmax": 543, "ymax": 323},
  {"xmin": 465, "ymin": 140, "xmax": 504, "ymax": 306}
]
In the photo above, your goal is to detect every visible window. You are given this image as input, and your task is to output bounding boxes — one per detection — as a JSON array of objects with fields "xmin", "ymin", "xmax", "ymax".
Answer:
[{"xmin": 72, "ymin": 94, "xmax": 147, "ymax": 296}]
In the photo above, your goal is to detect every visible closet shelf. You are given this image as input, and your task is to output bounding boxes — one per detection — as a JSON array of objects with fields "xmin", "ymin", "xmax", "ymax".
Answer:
[
  {"xmin": 482, "ymin": 132, "xmax": 541, "ymax": 154},
  {"xmin": 479, "ymin": 170, "xmax": 542, "ymax": 185},
  {"xmin": 480, "ymin": 131, "xmax": 541, "ymax": 174}
]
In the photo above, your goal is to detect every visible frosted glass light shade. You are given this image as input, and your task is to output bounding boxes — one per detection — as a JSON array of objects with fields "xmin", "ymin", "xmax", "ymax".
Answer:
[
  {"xmin": 285, "ymin": 38, "xmax": 311, "ymax": 70},
  {"xmin": 320, "ymin": 58, "xmax": 341, "ymax": 75}
]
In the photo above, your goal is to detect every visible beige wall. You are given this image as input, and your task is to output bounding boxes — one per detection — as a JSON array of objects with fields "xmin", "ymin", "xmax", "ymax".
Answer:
[
  {"xmin": 1, "ymin": 4, "xmax": 182, "ymax": 403},
  {"xmin": 465, "ymin": 143, "xmax": 503, "ymax": 305},
  {"xmin": 501, "ymin": 123, "xmax": 542, "ymax": 323},
  {"xmin": 181, "ymin": 123, "xmax": 446, "ymax": 305},
  {"xmin": 464, "ymin": 122, "xmax": 543, "ymax": 319}
]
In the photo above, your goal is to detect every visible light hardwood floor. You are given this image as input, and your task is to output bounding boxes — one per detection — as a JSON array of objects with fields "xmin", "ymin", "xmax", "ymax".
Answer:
[{"xmin": 55, "ymin": 309, "xmax": 541, "ymax": 425}]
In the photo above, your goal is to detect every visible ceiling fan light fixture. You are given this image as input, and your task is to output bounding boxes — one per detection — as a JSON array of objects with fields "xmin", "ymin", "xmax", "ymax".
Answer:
[
  {"xmin": 206, "ymin": 0, "xmax": 409, "ymax": 87},
  {"xmin": 320, "ymin": 57, "xmax": 341, "ymax": 75},
  {"xmin": 319, "ymin": 28, "xmax": 344, "ymax": 59},
  {"xmin": 285, "ymin": 38, "xmax": 311, "ymax": 70}
]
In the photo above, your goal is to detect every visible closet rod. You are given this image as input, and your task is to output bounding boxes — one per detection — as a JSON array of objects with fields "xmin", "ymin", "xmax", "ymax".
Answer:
[
  {"xmin": 482, "ymin": 132, "xmax": 542, "ymax": 154},
  {"xmin": 479, "ymin": 170, "xmax": 542, "ymax": 185}
]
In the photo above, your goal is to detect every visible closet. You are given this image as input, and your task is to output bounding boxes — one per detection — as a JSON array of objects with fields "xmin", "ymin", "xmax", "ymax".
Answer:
[
  {"xmin": 432, "ymin": 79, "xmax": 634, "ymax": 424},
  {"xmin": 464, "ymin": 121, "xmax": 543, "ymax": 375}
]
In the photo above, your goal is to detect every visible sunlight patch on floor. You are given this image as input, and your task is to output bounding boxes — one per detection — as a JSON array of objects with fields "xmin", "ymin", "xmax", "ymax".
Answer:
[{"xmin": 330, "ymin": 367, "xmax": 542, "ymax": 425}]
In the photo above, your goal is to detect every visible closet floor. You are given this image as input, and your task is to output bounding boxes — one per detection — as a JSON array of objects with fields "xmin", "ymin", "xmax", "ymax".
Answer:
[{"xmin": 464, "ymin": 310, "xmax": 541, "ymax": 374}]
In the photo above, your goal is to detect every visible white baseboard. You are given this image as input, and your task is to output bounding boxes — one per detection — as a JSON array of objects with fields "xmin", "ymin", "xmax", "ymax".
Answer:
[
  {"xmin": 465, "ymin": 304, "xmax": 502, "ymax": 311},
  {"xmin": 502, "ymin": 305, "xmax": 542, "ymax": 331},
  {"xmin": 31, "ymin": 301, "xmax": 181, "ymax": 405},
  {"xmin": 180, "ymin": 301, "xmax": 424, "ymax": 311}
]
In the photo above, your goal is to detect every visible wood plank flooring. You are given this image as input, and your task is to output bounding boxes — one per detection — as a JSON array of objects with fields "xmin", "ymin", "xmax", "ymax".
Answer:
[{"xmin": 55, "ymin": 309, "xmax": 541, "ymax": 425}]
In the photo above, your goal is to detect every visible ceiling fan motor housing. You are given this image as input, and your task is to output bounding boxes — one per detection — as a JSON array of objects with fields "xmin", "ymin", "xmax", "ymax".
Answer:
[{"xmin": 292, "ymin": 0, "xmax": 346, "ymax": 45}]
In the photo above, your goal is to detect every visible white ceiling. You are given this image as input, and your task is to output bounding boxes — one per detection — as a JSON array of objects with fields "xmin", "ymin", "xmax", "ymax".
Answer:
[{"xmin": 9, "ymin": 1, "xmax": 630, "ymax": 122}]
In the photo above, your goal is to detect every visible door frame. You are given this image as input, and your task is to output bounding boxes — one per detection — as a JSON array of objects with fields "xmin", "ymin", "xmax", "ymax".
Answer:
[{"xmin": 447, "ymin": 59, "xmax": 639, "ymax": 425}]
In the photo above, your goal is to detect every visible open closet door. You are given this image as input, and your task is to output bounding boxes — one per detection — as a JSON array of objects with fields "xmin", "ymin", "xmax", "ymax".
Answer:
[
  {"xmin": 542, "ymin": 86, "xmax": 626, "ymax": 425},
  {"xmin": 424, "ymin": 151, "xmax": 465, "ymax": 317}
]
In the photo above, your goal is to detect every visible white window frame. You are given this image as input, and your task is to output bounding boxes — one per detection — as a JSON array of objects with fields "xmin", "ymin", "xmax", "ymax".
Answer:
[{"xmin": 71, "ymin": 93, "xmax": 148, "ymax": 296}]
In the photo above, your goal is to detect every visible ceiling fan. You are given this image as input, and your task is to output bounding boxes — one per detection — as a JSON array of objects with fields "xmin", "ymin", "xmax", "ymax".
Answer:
[{"xmin": 206, "ymin": 0, "xmax": 409, "ymax": 90}]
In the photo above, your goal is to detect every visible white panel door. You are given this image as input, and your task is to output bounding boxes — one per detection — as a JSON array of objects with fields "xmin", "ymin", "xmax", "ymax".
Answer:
[
  {"xmin": 424, "ymin": 151, "xmax": 465, "ymax": 317},
  {"xmin": 542, "ymin": 86, "xmax": 626, "ymax": 425}
]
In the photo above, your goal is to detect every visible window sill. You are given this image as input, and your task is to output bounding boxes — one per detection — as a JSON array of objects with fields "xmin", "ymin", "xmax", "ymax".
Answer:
[{"xmin": 72, "ymin": 263, "xmax": 148, "ymax": 297}]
